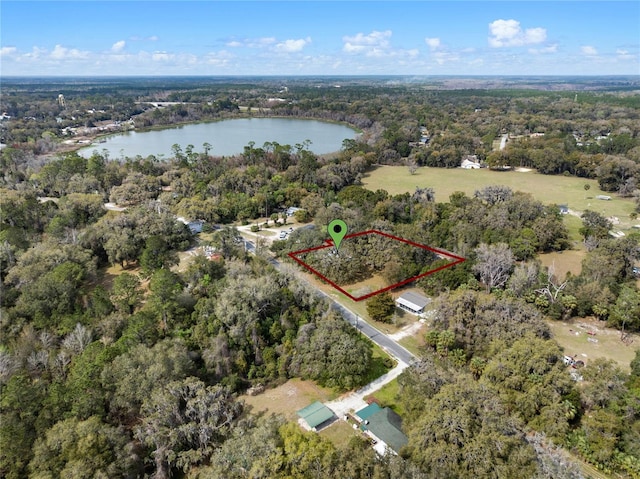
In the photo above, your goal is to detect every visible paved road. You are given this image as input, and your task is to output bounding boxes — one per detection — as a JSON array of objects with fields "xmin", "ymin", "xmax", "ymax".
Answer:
[{"xmin": 243, "ymin": 238, "xmax": 417, "ymax": 365}]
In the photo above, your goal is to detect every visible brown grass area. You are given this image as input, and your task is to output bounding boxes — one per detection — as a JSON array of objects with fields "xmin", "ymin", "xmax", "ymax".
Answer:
[
  {"xmin": 344, "ymin": 274, "xmax": 389, "ymax": 297},
  {"xmin": 538, "ymin": 249, "xmax": 586, "ymax": 280},
  {"xmin": 548, "ymin": 317, "xmax": 639, "ymax": 372},
  {"xmin": 240, "ymin": 378, "xmax": 336, "ymax": 421},
  {"xmin": 319, "ymin": 420, "xmax": 360, "ymax": 449},
  {"xmin": 90, "ymin": 263, "xmax": 142, "ymax": 292}
]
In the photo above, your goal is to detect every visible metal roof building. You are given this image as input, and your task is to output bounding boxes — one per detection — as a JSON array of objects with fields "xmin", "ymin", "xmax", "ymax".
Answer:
[
  {"xmin": 396, "ymin": 291, "xmax": 430, "ymax": 315},
  {"xmin": 297, "ymin": 401, "xmax": 335, "ymax": 431},
  {"xmin": 356, "ymin": 405, "xmax": 408, "ymax": 455}
]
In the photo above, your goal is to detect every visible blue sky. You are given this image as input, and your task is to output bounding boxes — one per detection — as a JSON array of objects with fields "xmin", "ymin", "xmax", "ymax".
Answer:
[{"xmin": 1, "ymin": 1, "xmax": 638, "ymax": 76}]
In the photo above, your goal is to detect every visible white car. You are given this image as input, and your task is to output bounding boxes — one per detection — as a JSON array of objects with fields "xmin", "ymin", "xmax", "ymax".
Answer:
[{"xmin": 278, "ymin": 231, "xmax": 288, "ymax": 239}]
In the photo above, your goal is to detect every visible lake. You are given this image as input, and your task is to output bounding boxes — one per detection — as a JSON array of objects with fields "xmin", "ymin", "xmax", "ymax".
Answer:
[{"xmin": 78, "ymin": 118, "xmax": 358, "ymax": 159}]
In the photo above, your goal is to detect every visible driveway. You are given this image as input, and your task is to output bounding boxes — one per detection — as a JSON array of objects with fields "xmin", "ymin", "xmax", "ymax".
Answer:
[{"xmin": 325, "ymin": 360, "xmax": 409, "ymax": 418}]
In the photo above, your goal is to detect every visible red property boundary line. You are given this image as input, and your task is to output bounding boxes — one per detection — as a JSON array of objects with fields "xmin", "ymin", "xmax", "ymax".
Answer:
[{"xmin": 287, "ymin": 229, "xmax": 465, "ymax": 302}]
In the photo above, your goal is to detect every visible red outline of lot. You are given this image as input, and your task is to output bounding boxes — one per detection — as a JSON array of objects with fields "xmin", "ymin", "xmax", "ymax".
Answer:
[{"xmin": 287, "ymin": 229, "xmax": 465, "ymax": 301}]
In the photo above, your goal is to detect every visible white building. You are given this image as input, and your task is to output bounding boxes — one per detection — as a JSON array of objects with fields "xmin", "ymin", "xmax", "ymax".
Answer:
[
  {"xmin": 177, "ymin": 217, "xmax": 204, "ymax": 234},
  {"xmin": 461, "ymin": 155, "xmax": 481, "ymax": 169},
  {"xmin": 396, "ymin": 292, "xmax": 430, "ymax": 315}
]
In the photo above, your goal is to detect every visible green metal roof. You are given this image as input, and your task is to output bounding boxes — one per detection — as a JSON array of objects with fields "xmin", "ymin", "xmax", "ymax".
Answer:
[
  {"xmin": 363, "ymin": 407, "xmax": 408, "ymax": 453},
  {"xmin": 356, "ymin": 403, "xmax": 382, "ymax": 421},
  {"xmin": 296, "ymin": 401, "xmax": 334, "ymax": 429}
]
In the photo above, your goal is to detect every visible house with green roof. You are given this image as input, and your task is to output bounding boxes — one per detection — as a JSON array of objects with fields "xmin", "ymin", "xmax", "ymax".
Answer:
[
  {"xmin": 355, "ymin": 402, "xmax": 381, "ymax": 422},
  {"xmin": 296, "ymin": 401, "xmax": 335, "ymax": 431},
  {"xmin": 355, "ymin": 404, "xmax": 408, "ymax": 455}
]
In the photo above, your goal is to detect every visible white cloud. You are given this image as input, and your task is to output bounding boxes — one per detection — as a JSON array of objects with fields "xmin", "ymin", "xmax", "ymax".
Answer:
[
  {"xmin": 529, "ymin": 44, "xmax": 558, "ymax": 55},
  {"xmin": 152, "ymin": 51, "xmax": 172, "ymax": 61},
  {"xmin": 25, "ymin": 46, "xmax": 46, "ymax": 60},
  {"xmin": 616, "ymin": 49, "xmax": 635, "ymax": 60},
  {"xmin": 204, "ymin": 50, "xmax": 233, "ymax": 66},
  {"xmin": 488, "ymin": 19, "xmax": 547, "ymax": 47},
  {"xmin": 50, "ymin": 44, "xmax": 89, "ymax": 60},
  {"xmin": 111, "ymin": 40, "xmax": 126, "ymax": 53},
  {"xmin": 227, "ymin": 37, "xmax": 277, "ymax": 49},
  {"xmin": 129, "ymin": 35, "xmax": 159, "ymax": 42},
  {"xmin": 343, "ymin": 30, "xmax": 392, "ymax": 53},
  {"xmin": 433, "ymin": 51, "xmax": 460, "ymax": 65},
  {"xmin": 274, "ymin": 37, "xmax": 311, "ymax": 53},
  {"xmin": 0, "ymin": 46, "xmax": 17, "ymax": 57},
  {"xmin": 581, "ymin": 45, "xmax": 598, "ymax": 56},
  {"xmin": 342, "ymin": 30, "xmax": 416, "ymax": 59},
  {"xmin": 425, "ymin": 37, "xmax": 441, "ymax": 51}
]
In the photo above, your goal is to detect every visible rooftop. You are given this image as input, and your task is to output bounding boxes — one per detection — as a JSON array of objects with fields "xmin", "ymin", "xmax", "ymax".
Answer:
[
  {"xmin": 296, "ymin": 401, "xmax": 335, "ymax": 430},
  {"xmin": 396, "ymin": 291, "xmax": 430, "ymax": 311},
  {"xmin": 363, "ymin": 407, "xmax": 408, "ymax": 453},
  {"xmin": 355, "ymin": 402, "xmax": 382, "ymax": 422}
]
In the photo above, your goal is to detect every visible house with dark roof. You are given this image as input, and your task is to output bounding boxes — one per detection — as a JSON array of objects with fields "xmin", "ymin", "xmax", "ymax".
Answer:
[
  {"xmin": 395, "ymin": 291, "xmax": 430, "ymax": 315},
  {"xmin": 356, "ymin": 404, "xmax": 408, "ymax": 455}
]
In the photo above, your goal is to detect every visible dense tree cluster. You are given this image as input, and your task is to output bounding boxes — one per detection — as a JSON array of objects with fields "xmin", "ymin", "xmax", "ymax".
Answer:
[
  {"xmin": 1, "ymin": 77, "xmax": 639, "ymax": 478},
  {"xmin": 409, "ymin": 291, "xmax": 640, "ymax": 477}
]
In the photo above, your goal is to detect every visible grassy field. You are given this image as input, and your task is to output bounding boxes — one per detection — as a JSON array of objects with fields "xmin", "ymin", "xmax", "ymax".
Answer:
[
  {"xmin": 364, "ymin": 379, "xmax": 404, "ymax": 416},
  {"xmin": 362, "ymin": 166, "xmax": 638, "ymax": 231},
  {"xmin": 538, "ymin": 250, "xmax": 586, "ymax": 280},
  {"xmin": 548, "ymin": 318, "xmax": 639, "ymax": 372},
  {"xmin": 241, "ymin": 378, "xmax": 336, "ymax": 421},
  {"xmin": 319, "ymin": 420, "xmax": 359, "ymax": 449}
]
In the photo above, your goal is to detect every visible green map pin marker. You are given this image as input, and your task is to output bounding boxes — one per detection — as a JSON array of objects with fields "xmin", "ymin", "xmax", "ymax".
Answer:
[{"xmin": 328, "ymin": 219, "xmax": 348, "ymax": 252}]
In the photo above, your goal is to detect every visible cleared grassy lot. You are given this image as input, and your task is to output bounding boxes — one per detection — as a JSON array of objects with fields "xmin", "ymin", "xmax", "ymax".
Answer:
[
  {"xmin": 548, "ymin": 317, "xmax": 639, "ymax": 372},
  {"xmin": 362, "ymin": 166, "xmax": 637, "ymax": 230},
  {"xmin": 241, "ymin": 378, "xmax": 336, "ymax": 421}
]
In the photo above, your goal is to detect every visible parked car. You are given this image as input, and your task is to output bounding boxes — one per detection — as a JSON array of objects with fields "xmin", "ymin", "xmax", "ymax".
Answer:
[{"xmin": 279, "ymin": 231, "xmax": 288, "ymax": 239}]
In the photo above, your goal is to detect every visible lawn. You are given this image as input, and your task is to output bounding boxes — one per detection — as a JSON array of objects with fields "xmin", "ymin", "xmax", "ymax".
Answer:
[
  {"xmin": 398, "ymin": 332, "xmax": 425, "ymax": 357},
  {"xmin": 362, "ymin": 166, "xmax": 638, "ymax": 231},
  {"xmin": 361, "ymin": 343, "xmax": 395, "ymax": 385},
  {"xmin": 319, "ymin": 420, "xmax": 360, "ymax": 449},
  {"xmin": 364, "ymin": 378, "xmax": 405, "ymax": 416},
  {"xmin": 548, "ymin": 317, "xmax": 639, "ymax": 372},
  {"xmin": 538, "ymin": 249, "xmax": 586, "ymax": 281},
  {"xmin": 240, "ymin": 378, "xmax": 337, "ymax": 421}
]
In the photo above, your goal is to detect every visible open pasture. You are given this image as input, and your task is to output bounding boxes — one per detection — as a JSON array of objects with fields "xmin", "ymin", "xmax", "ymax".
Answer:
[{"xmin": 362, "ymin": 166, "xmax": 637, "ymax": 230}]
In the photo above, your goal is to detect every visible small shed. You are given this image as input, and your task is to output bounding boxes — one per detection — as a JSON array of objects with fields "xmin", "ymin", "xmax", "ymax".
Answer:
[
  {"xmin": 297, "ymin": 401, "xmax": 335, "ymax": 431},
  {"xmin": 396, "ymin": 292, "xmax": 430, "ymax": 315}
]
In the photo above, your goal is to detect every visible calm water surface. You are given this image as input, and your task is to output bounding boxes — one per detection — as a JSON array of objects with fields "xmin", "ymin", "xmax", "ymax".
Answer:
[{"xmin": 78, "ymin": 118, "xmax": 358, "ymax": 159}]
